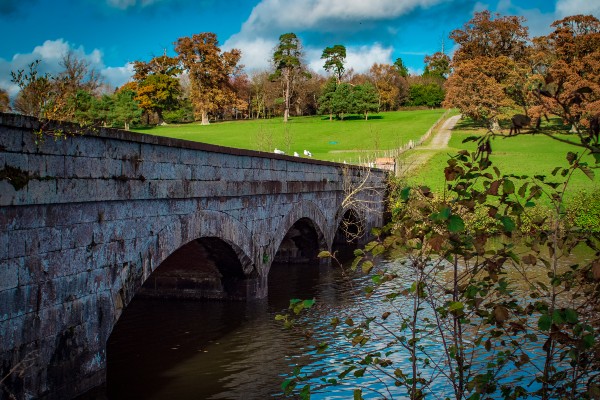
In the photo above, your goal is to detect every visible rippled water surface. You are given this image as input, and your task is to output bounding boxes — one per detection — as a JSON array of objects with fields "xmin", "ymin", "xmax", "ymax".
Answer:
[
  {"xmin": 107, "ymin": 262, "xmax": 370, "ymax": 399},
  {"xmin": 106, "ymin": 247, "xmax": 595, "ymax": 399}
]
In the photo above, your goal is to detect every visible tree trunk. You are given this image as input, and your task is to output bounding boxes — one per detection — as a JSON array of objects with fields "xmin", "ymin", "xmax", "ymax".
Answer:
[
  {"xmin": 284, "ymin": 70, "xmax": 290, "ymax": 123},
  {"xmin": 365, "ymin": 111, "xmax": 369, "ymax": 121},
  {"xmin": 490, "ymin": 118, "xmax": 501, "ymax": 131},
  {"xmin": 329, "ymin": 112, "xmax": 333, "ymax": 121},
  {"xmin": 201, "ymin": 110, "xmax": 210, "ymax": 125},
  {"xmin": 124, "ymin": 121, "xmax": 130, "ymax": 131}
]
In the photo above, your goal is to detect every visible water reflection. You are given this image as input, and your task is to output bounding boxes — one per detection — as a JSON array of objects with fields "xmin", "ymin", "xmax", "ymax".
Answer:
[
  {"xmin": 106, "ymin": 247, "xmax": 594, "ymax": 399},
  {"xmin": 106, "ymin": 262, "xmax": 359, "ymax": 399}
]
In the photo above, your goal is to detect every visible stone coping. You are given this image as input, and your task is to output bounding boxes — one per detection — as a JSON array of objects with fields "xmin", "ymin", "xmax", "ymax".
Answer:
[{"xmin": 0, "ymin": 112, "xmax": 385, "ymax": 172}]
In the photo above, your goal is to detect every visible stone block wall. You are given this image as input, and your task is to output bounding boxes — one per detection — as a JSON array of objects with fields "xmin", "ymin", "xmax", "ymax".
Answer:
[{"xmin": 0, "ymin": 113, "xmax": 387, "ymax": 399}]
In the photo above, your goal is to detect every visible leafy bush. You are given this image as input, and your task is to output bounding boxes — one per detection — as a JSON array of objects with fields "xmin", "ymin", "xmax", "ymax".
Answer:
[{"xmin": 567, "ymin": 189, "xmax": 600, "ymax": 232}]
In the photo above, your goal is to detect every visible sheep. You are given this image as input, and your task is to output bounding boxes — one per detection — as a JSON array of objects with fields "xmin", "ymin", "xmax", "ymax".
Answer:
[
  {"xmin": 274, "ymin": 148, "xmax": 285, "ymax": 155},
  {"xmin": 303, "ymin": 149, "xmax": 312, "ymax": 157},
  {"xmin": 293, "ymin": 152, "xmax": 300, "ymax": 157}
]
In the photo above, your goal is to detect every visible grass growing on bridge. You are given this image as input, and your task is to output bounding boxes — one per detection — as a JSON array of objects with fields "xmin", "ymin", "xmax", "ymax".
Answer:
[
  {"xmin": 402, "ymin": 118, "xmax": 599, "ymax": 200},
  {"xmin": 134, "ymin": 109, "xmax": 446, "ymax": 163}
]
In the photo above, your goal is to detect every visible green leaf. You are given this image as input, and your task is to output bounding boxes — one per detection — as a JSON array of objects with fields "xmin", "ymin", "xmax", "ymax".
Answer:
[
  {"xmin": 565, "ymin": 308, "xmax": 578, "ymax": 324},
  {"xmin": 400, "ymin": 187, "xmax": 411, "ymax": 201},
  {"xmin": 362, "ymin": 261, "xmax": 374, "ymax": 274},
  {"xmin": 448, "ymin": 301, "xmax": 464, "ymax": 311},
  {"xmin": 353, "ymin": 389, "xmax": 364, "ymax": 400},
  {"xmin": 439, "ymin": 207, "xmax": 451, "ymax": 220},
  {"xmin": 552, "ymin": 309, "xmax": 564, "ymax": 324},
  {"xmin": 448, "ymin": 215, "xmax": 465, "ymax": 232},
  {"xmin": 518, "ymin": 182, "xmax": 529, "ymax": 197},
  {"xmin": 303, "ymin": 299, "xmax": 315, "ymax": 309},
  {"xmin": 538, "ymin": 314, "xmax": 552, "ymax": 331},
  {"xmin": 583, "ymin": 334, "xmax": 594, "ymax": 348},
  {"xmin": 503, "ymin": 179, "xmax": 515, "ymax": 195},
  {"xmin": 318, "ymin": 250, "xmax": 332, "ymax": 258},
  {"xmin": 281, "ymin": 379, "xmax": 293, "ymax": 392},
  {"xmin": 499, "ymin": 216, "xmax": 515, "ymax": 233}
]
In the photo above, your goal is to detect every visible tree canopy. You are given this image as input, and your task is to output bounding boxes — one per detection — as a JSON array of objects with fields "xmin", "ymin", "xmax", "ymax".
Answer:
[
  {"xmin": 175, "ymin": 32, "xmax": 242, "ymax": 125},
  {"xmin": 132, "ymin": 54, "xmax": 181, "ymax": 124},
  {"xmin": 321, "ymin": 44, "xmax": 346, "ymax": 84}
]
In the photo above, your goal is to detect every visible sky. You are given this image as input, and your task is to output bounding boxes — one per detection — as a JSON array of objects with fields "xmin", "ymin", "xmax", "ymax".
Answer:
[{"xmin": 1, "ymin": 0, "xmax": 599, "ymax": 97}]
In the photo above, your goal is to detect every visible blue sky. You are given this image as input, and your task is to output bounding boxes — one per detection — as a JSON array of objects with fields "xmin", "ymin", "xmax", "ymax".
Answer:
[{"xmin": 1, "ymin": 0, "xmax": 599, "ymax": 97}]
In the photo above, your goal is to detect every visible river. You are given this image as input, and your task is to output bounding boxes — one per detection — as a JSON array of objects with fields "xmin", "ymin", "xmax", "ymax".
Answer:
[
  {"xmin": 105, "ymin": 245, "xmax": 596, "ymax": 399},
  {"xmin": 106, "ymin": 261, "xmax": 374, "ymax": 399}
]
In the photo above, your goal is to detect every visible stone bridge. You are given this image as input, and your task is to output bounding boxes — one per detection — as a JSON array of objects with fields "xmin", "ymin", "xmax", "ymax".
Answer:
[{"xmin": 0, "ymin": 113, "xmax": 387, "ymax": 399}]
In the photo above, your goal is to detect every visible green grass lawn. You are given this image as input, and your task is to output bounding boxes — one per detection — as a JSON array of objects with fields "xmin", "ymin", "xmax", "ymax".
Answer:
[
  {"xmin": 403, "ymin": 118, "xmax": 599, "ymax": 200},
  {"xmin": 133, "ymin": 109, "xmax": 447, "ymax": 163}
]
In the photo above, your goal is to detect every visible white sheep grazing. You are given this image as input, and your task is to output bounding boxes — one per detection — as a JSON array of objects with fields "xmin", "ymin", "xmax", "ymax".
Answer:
[
  {"xmin": 303, "ymin": 149, "xmax": 312, "ymax": 157},
  {"xmin": 293, "ymin": 152, "xmax": 300, "ymax": 157},
  {"xmin": 274, "ymin": 148, "xmax": 285, "ymax": 155}
]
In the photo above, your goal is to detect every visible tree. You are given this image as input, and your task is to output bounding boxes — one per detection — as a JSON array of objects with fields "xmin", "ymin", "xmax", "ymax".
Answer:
[
  {"xmin": 0, "ymin": 88, "xmax": 9, "ymax": 112},
  {"xmin": 132, "ymin": 54, "xmax": 181, "ymax": 124},
  {"xmin": 332, "ymin": 82, "xmax": 353, "ymax": 120},
  {"xmin": 352, "ymin": 82, "xmax": 379, "ymax": 120},
  {"xmin": 408, "ymin": 83, "xmax": 445, "ymax": 107},
  {"xmin": 321, "ymin": 44, "xmax": 346, "ymax": 84},
  {"xmin": 11, "ymin": 61, "xmax": 54, "ymax": 118},
  {"xmin": 11, "ymin": 54, "xmax": 102, "ymax": 123},
  {"xmin": 111, "ymin": 89, "xmax": 142, "ymax": 130},
  {"xmin": 318, "ymin": 78, "xmax": 337, "ymax": 121},
  {"xmin": 423, "ymin": 52, "xmax": 451, "ymax": 79},
  {"xmin": 394, "ymin": 57, "xmax": 409, "ymax": 77},
  {"xmin": 293, "ymin": 72, "xmax": 325, "ymax": 116},
  {"xmin": 444, "ymin": 11, "xmax": 531, "ymax": 127},
  {"xmin": 369, "ymin": 63, "xmax": 408, "ymax": 111},
  {"xmin": 273, "ymin": 33, "xmax": 302, "ymax": 123},
  {"xmin": 528, "ymin": 15, "xmax": 600, "ymax": 140},
  {"xmin": 175, "ymin": 32, "xmax": 242, "ymax": 125},
  {"xmin": 450, "ymin": 10, "xmax": 529, "ymax": 63}
]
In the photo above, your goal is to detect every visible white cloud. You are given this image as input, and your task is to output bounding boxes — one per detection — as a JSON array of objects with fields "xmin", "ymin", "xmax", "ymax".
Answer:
[
  {"xmin": 0, "ymin": 39, "xmax": 133, "ymax": 98},
  {"xmin": 344, "ymin": 43, "xmax": 394, "ymax": 73},
  {"xmin": 101, "ymin": 63, "xmax": 135, "ymax": 89},
  {"xmin": 223, "ymin": 36, "xmax": 277, "ymax": 72},
  {"xmin": 225, "ymin": 0, "xmax": 437, "ymax": 72},
  {"xmin": 241, "ymin": 0, "xmax": 449, "ymax": 35},
  {"xmin": 305, "ymin": 43, "xmax": 392, "ymax": 74},
  {"xmin": 556, "ymin": 0, "xmax": 600, "ymax": 17}
]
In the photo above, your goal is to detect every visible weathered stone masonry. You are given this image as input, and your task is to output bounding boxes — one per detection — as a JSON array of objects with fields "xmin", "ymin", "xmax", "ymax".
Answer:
[{"xmin": 0, "ymin": 113, "xmax": 386, "ymax": 399}]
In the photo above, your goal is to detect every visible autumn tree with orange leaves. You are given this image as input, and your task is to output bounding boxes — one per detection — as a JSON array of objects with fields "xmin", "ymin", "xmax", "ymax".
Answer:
[
  {"xmin": 444, "ymin": 11, "xmax": 531, "ymax": 128},
  {"xmin": 175, "ymin": 32, "xmax": 242, "ymax": 125},
  {"xmin": 131, "ymin": 53, "xmax": 181, "ymax": 125},
  {"xmin": 528, "ymin": 15, "xmax": 600, "ymax": 149}
]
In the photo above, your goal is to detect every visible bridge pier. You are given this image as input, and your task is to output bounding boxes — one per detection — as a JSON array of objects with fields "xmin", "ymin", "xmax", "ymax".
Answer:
[{"xmin": 0, "ymin": 113, "xmax": 386, "ymax": 399}]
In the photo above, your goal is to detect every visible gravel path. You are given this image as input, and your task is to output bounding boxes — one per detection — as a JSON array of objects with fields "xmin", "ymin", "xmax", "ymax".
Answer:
[{"xmin": 397, "ymin": 114, "xmax": 461, "ymax": 176}]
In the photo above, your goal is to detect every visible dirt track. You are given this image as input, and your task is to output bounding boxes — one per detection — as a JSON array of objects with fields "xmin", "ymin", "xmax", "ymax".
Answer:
[{"xmin": 397, "ymin": 114, "xmax": 461, "ymax": 176}]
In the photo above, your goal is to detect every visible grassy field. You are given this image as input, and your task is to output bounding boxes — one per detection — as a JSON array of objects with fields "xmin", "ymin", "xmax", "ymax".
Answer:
[
  {"xmin": 134, "ymin": 109, "xmax": 447, "ymax": 163},
  {"xmin": 401, "ymin": 117, "xmax": 599, "ymax": 200}
]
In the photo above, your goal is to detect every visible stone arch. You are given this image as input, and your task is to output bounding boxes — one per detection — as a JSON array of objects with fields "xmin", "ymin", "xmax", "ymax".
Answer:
[
  {"xmin": 332, "ymin": 206, "xmax": 365, "ymax": 261},
  {"xmin": 266, "ymin": 201, "xmax": 330, "ymax": 272},
  {"xmin": 110, "ymin": 210, "xmax": 256, "ymax": 323},
  {"xmin": 333, "ymin": 206, "xmax": 366, "ymax": 241}
]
